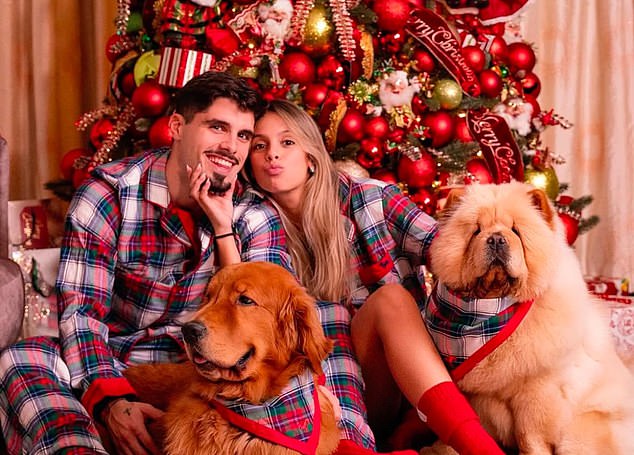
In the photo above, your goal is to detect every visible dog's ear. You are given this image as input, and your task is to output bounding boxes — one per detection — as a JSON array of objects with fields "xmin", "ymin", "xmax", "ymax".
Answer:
[
  {"xmin": 280, "ymin": 287, "xmax": 333, "ymax": 376},
  {"xmin": 443, "ymin": 187, "xmax": 466, "ymax": 212},
  {"xmin": 528, "ymin": 187, "xmax": 556, "ymax": 228}
]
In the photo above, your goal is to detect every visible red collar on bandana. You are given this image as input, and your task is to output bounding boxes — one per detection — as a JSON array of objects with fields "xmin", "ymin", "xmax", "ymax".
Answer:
[
  {"xmin": 450, "ymin": 300, "xmax": 533, "ymax": 382},
  {"xmin": 209, "ymin": 374, "xmax": 325, "ymax": 455}
]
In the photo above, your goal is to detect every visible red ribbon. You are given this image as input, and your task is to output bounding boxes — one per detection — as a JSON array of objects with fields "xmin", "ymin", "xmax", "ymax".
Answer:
[
  {"xmin": 405, "ymin": 8, "xmax": 480, "ymax": 97},
  {"xmin": 467, "ymin": 109, "xmax": 524, "ymax": 183}
]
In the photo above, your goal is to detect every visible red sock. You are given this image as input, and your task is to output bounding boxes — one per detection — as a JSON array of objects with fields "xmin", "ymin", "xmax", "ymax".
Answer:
[
  {"xmin": 417, "ymin": 382, "xmax": 504, "ymax": 455},
  {"xmin": 334, "ymin": 440, "xmax": 417, "ymax": 455}
]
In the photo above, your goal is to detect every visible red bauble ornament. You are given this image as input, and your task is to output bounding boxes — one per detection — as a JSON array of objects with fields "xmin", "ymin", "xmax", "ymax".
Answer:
[
  {"xmin": 60, "ymin": 148, "xmax": 91, "ymax": 181},
  {"xmin": 409, "ymin": 188, "xmax": 437, "ymax": 216},
  {"xmin": 521, "ymin": 72, "xmax": 541, "ymax": 97},
  {"xmin": 303, "ymin": 84, "xmax": 329, "ymax": 109},
  {"xmin": 373, "ymin": 0, "xmax": 412, "ymax": 32},
  {"xmin": 72, "ymin": 167, "xmax": 91, "ymax": 189},
  {"xmin": 148, "ymin": 116, "xmax": 173, "ymax": 148},
  {"xmin": 488, "ymin": 36, "xmax": 508, "ymax": 63},
  {"xmin": 357, "ymin": 137, "xmax": 385, "ymax": 169},
  {"xmin": 337, "ymin": 109, "xmax": 366, "ymax": 144},
  {"xmin": 279, "ymin": 52, "xmax": 316, "ymax": 86},
  {"xmin": 479, "ymin": 69, "xmax": 504, "ymax": 98},
  {"xmin": 364, "ymin": 116, "xmax": 390, "ymax": 139},
  {"xmin": 422, "ymin": 111, "xmax": 454, "ymax": 147},
  {"xmin": 412, "ymin": 48, "xmax": 436, "ymax": 73},
  {"xmin": 317, "ymin": 90, "xmax": 344, "ymax": 130},
  {"xmin": 387, "ymin": 127, "xmax": 406, "ymax": 145},
  {"xmin": 506, "ymin": 42, "xmax": 536, "ymax": 75},
  {"xmin": 411, "ymin": 95, "xmax": 428, "ymax": 117},
  {"xmin": 454, "ymin": 116, "xmax": 473, "ymax": 143},
  {"xmin": 379, "ymin": 32, "xmax": 407, "ymax": 55},
  {"xmin": 371, "ymin": 168, "xmax": 398, "ymax": 184},
  {"xmin": 558, "ymin": 213, "xmax": 579, "ymax": 245},
  {"xmin": 462, "ymin": 45, "xmax": 487, "ymax": 73},
  {"xmin": 89, "ymin": 118, "xmax": 116, "ymax": 149},
  {"xmin": 105, "ymin": 34, "xmax": 126, "ymax": 63},
  {"xmin": 464, "ymin": 158, "xmax": 494, "ymax": 184},
  {"xmin": 119, "ymin": 71, "xmax": 137, "ymax": 98},
  {"xmin": 206, "ymin": 28, "xmax": 240, "ymax": 58},
  {"xmin": 132, "ymin": 80, "xmax": 170, "ymax": 117},
  {"xmin": 316, "ymin": 55, "xmax": 345, "ymax": 91},
  {"xmin": 397, "ymin": 152, "xmax": 437, "ymax": 189},
  {"xmin": 262, "ymin": 85, "xmax": 290, "ymax": 102}
]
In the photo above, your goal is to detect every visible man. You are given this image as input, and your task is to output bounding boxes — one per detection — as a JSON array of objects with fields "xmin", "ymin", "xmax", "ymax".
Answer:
[{"xmin": 0, "ymin": 71, "xmax": 262, "ymax": 454}]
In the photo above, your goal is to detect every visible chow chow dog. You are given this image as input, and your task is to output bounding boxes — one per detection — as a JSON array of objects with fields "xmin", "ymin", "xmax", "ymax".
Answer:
[{"xmin": 422, "ymin": 182, "xmax": 634, "ymax": 454}]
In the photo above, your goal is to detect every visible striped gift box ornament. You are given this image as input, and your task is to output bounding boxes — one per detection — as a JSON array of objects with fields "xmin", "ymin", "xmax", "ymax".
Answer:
[{"xmin": 157, "ymin": 47, "xmax": 215, "ymax": 88}]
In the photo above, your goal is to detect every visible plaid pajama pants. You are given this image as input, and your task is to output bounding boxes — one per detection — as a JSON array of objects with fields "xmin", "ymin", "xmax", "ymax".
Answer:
[
  {"xmin": 0, "ymin": 302, "xmax": 374, "ymax": 454},
  {"xmin": 0, "ymin": 336, "xmax": 107, "ymax": 455}
]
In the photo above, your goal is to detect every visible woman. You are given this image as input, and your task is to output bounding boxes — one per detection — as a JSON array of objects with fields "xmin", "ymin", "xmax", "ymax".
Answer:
[{"xmin": 189, "ymin": 99, "xmax": 502, "ymax": 455}]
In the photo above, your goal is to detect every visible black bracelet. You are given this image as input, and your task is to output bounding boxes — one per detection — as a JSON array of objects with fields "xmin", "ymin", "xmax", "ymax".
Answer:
[{"xmin": 214, "ymin": 232, "xmax": 235, "ymax": 240}]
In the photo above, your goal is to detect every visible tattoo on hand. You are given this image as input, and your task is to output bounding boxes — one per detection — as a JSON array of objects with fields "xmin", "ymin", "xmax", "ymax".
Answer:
[{"xmin": 124, "ymin": 407, "xmax": 132, "ymax": 416}]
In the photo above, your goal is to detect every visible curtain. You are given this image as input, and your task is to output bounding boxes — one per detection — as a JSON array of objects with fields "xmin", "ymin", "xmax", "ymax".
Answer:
[
  {"xmin": 0, "ymin": 0, "xmax": 115, "ymax": 200},
  {"xmin": 1, "ymin": 0, "xmax": 633, "ymax": 281},
  {"xmin": 524, "ymin": 1, "xmax": 634, "ymax": 284}
]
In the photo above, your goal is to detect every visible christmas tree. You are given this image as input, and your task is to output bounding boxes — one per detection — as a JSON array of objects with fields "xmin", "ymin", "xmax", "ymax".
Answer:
[{"xmin": 47, "ymin": 0, "xmax": 597, "ymax": 245}]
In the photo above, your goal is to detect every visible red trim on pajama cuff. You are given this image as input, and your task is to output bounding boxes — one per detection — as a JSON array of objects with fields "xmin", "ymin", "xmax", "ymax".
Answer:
[{"xmin": 82, "ymin": 377, "xmax": 138, "ymax": 418}]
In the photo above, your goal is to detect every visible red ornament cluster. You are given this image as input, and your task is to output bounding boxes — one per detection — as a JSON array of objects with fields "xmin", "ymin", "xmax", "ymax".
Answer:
[{"xmin": 54, "ymin": 0, "xmax": 582, "ymax": 232}]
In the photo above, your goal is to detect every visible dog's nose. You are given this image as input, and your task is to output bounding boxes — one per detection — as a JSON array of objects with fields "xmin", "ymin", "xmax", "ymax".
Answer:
[
  {"xmin": 487, "ymin": 233, "xmax": 509, "ymax": 254},
  {"xmin": 182, "ymin": 321, "xmax": 207, "ymax": 344},
  {"xmin": 487, "ymin": 232, "xmax": 507, "ymax": 247}
]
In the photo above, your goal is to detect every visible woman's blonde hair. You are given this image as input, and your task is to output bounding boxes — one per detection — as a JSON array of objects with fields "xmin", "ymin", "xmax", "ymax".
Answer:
[{"xmin": 244, "ymin": 99, "xmax": 351, "ymax": 302}]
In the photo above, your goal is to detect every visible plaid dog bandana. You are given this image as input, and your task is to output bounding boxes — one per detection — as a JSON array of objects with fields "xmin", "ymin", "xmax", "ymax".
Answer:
[
  {"xmin": 210, "ymin": 370, "xmax": 325, "ymax": 455},
  {"xmin": 425, "ymin": 282, "xmax": 533, "ymax": 381}
]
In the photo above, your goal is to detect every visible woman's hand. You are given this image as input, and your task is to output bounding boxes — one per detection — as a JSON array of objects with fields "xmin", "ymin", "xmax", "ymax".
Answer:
[
  {"xmin": 187, "ymin": 163, "xmax": 235, "ymax": 234},
  {"xmin": 102, "ymin": 398, "xmax": 164, "ymax": 455}
]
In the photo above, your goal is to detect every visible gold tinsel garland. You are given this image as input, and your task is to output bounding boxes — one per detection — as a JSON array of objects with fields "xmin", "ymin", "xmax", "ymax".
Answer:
[
  {"xmin": 329, "ymin": 0, "xmax": 356, "ymax": 61},
  {"xmin": 290, "ymin": 0, "xmax": 356, "ymax": 61},
  {"xmin": 84, "ymin": 102, "xmax": 137, "ymax": 168},
  {"xmin": 289, "ymin": 0, "xmax": 316, "ymax": 46},
  {"xmin": 115, "ymin": 0, "xmax": 132, "ymax": 35}
]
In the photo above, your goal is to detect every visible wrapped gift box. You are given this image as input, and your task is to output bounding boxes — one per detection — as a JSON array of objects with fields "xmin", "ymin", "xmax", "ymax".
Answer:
[
  {"xmin": 585, "ymin": 275, "xmax": 630, "ymax": 296},
  {"xmin": 10, "ymin": 247, "xmax": 60, "ymax": 339},
  {"xmin": 607, "ymin": 299, "xmax": 634, "ymax": 370}
]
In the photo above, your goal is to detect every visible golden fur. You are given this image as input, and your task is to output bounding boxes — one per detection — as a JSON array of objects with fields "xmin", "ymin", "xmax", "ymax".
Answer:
[
  {"xmin": 124, "ymin": 262, "xmax": 340, "ymax": 455},
  {"xmin": 423, "ymin": 181, "xmax": 634, "ymax": 455}
]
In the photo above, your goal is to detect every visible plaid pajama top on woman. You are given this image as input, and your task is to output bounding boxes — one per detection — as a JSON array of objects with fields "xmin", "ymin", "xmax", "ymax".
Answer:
[{"xmin": 234, "ymin": 172, "xmax": 438, "ymax": 312}]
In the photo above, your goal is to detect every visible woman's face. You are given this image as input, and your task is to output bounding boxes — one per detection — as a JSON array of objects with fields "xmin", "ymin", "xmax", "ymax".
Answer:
[{"xmin": 249, "ymin": 112, "xmax": 313, "ymax": 208}]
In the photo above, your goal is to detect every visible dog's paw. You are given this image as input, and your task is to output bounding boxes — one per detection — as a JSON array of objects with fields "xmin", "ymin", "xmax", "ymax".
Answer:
[{"xmin": 419, "ymin": 441, "xmax": 458, "ymax": 455}]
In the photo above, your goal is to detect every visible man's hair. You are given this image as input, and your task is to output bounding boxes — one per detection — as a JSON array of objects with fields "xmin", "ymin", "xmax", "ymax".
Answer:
[{"xmin": 171, "ymin": 71, "xmax": 265, "ymax": 123}]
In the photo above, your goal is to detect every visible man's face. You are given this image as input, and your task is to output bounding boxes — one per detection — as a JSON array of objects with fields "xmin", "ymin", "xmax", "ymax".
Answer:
[{"xmin": 170, "ymin": 97, "xmax": 255, "ymax": 193}]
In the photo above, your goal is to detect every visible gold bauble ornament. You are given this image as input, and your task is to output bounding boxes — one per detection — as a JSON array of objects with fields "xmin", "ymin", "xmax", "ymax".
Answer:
[
  {"xmin": 334, "ymin": 160, "xmax": 370, "ymax": 179},
  {"xmin": 524, "ymin": 167, "xmax": 559, "ymax": 200},
  {"xmin": 133, "ymin": 50, "xmax": 161, "ymax": 86},
  {"xmin": 300, "ymin": 4, "xmax": 334, "ymax": 57},
  {"xmin": 432, "ymin": 79, "xmax": 463, "ymax": 110}
]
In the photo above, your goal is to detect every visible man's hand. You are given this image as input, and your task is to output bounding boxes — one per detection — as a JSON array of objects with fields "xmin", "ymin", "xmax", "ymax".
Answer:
[
  {"xmin": 102, "ymin": 398, "xmax": 164, "ymax": 455},
  {"xmin": 187, "ymin": 162, "xmax": 235, "ymax": 233}
]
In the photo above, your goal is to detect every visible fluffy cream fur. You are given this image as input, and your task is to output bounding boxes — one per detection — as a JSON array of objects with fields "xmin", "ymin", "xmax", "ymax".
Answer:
[{"xmin": 424, "ymin": 181, "xmax": 634, "ymax": 454}]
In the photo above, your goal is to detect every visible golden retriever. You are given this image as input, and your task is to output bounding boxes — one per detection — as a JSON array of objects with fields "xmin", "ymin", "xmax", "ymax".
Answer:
[
  {"xmin": 422, "ymin": 182, "xmax": 634, "ymax": 454},
  {"xmin": 124, "ymin": 262, "xmax": 341, "ymax": 455}
]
